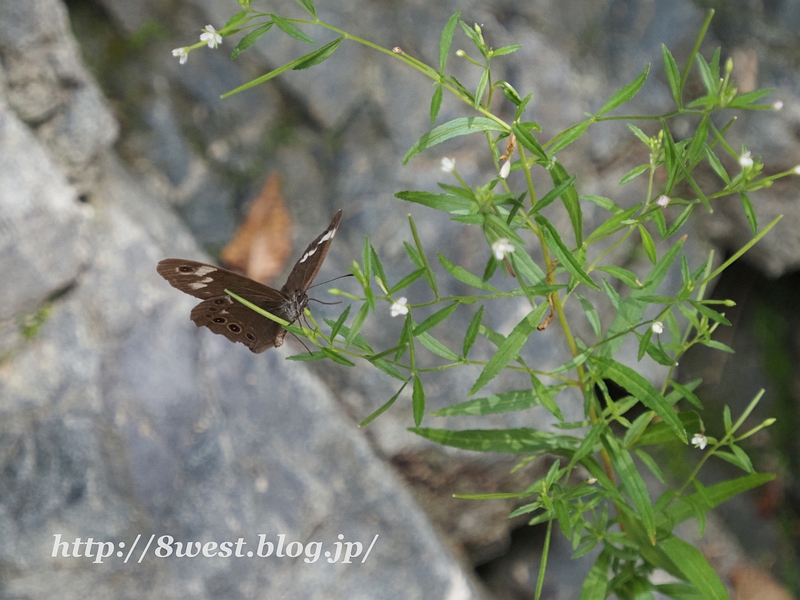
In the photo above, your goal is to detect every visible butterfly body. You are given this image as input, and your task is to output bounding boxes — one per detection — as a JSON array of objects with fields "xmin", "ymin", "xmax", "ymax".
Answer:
[{"xmin": 158, "ymin": 210, "xmax": 342, "ymax": 353}]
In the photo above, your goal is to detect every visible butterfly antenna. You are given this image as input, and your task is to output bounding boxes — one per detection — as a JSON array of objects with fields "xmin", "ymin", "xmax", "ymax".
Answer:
[
  {"xmin": 309, "ymin": 298, "xmax": 342, "ymax": 306},
  {"xmin": 307, "ymin": 273, "xmax": 354, "ymax": 290}
]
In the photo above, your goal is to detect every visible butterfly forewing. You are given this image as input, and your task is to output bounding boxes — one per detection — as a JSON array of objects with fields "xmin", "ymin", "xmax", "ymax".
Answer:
[
  {"xmin": 156, "ymin": 209, "xmax": 342, "ymax": 353},
  {"xmin": 283, "ymin": 209, "xmax": 343, "ymax": 294}
]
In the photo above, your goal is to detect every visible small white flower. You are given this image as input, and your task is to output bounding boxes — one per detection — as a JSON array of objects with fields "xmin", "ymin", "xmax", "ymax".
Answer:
[
  {"xmin": 773, "ymin": 101, "xmax": 783, "ymax": 110},
  {"xmin": 656, "ymin": 194, "xmax": 670, "ymax": 207},
  {"xmin": 172, "ymin": 47, "xmax": 189, "ymax": 64},
  {"xmin": 691, "ymin": 433, "xmax": 708, "ymax": 450},
  {"xmin": 200, "ymin": 25, "xmax": 222, "ymax": 49},
  {"xmin": 499, "ymin": 160, "xmax": 511, "ymax": 180},
  {"xmin": 491, "ymin": 238, "xmax": 514, "ymax": 261},
  {"xmin": 739, "ymin": 151, "xmax": 753, "ymax": 168},
  {"xmin": 456, "ymin": 49, "xmax": 465, "ymax": 57},
  {"xmin": 390, "ymin": 297, "xmax": 409, "ymax": 317},
  {"xmin": 587, "ymin": 477, "xmax": 597, "ymax": 485},
  {"xmin": 651, "ymin": 321, "xmax": 664, "ymax": 334},
  {"xmin": 793, "ymin": 165, "xmax": 800, "ymax": 175},
  {"xmin": 441, "ymin": 157, "xmax": 456, "ymax": 173}
]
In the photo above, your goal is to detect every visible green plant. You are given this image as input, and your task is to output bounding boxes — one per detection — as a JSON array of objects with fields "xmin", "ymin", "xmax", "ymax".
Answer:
[{"xmin": 173, "ymin": 3, "xmax": 799, "ymax": 598}]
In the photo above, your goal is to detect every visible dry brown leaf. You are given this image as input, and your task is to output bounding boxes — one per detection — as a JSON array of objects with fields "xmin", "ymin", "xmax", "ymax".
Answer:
[
  {"xmin": 731, "ymin": 563, "xmax": 794, "ymax": 600},
  {"xmin": 222, "ymin": 172, "xmax": 292, "ymax": 284}
]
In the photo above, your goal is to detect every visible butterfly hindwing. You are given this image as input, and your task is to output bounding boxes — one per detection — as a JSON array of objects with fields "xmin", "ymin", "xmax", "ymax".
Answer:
[{"xmin": 190, "ymin": 294, "xmax": 286, "ymax": 353}]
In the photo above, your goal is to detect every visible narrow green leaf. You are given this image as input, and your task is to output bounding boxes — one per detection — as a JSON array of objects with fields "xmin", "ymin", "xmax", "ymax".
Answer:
[
  {"xmin": 408, "ymin": 214, "xmax": 438, "ymax": 298},
  {"xmin": 491, "ymin": 44, "xmax": 522, "ymax": 57},
  {"xmin": 730, "ymin": 444, "xmax": 754, "ymax": 473},
  {"xmin": 529, "ymin": 175, "xmax": 576, "ymax": 214},
  {"xmin": 430, "ymin": 85, "xmax": 443, "ymax": 125},
  {"xmin": 323, "ymin": 318, "xmax": 373, "ymax": 353},
  {"xmin": 619, "ymin": 164, "xmax": 649, "ymax": 184},
  {"xmin": 292, "ymin": 37, "xmax": 343, "ymax": 70},
  {"xmin": 371, "ymin": 247, "xmax": 389, "ymax": 292},
  {"xmin": 361, "ymin": 236, "xmax": 373, "ymax": 282},
  {"xmin": 270, "ymin": 13, "xmax": 315, "ymax": 43},
  {"xmin": 412, "ymin": 376, "xmax": 425, "ymax": 426},
  {"xmin": 474, "ymin": 69, "xmax": 490, "ymax": 109},
  {"xmin": 665, "ymin": 204, "xmax": 696, "ymax": 238},
  {"xmin": 469, "ymin": 302, "xmax": 549, "ymax": 395},
  {"xmin": 413, "ymin": 303, "xmax": 459, "ymax": 336},
  {"xmin": 416, "ymin": 332, "xmax": 460, "ymax": 361},
  {"xmin": 458, "ymin": 20, "xmax": 482, "ymax": 50},
  {"xmin": 581, "ymin": 194, "xmax": 622, "ymax": 213},
  {"xmin": 536, "ymin": 215, "xmax": 600, "ymax": 291},
  {"xmin": 662, "ymin": 473, "xmax": 774, "ymax": 525},
  {"xmin": 403, "ymin": 241, "xmax": 423, "ymax": 268},
  {"xmin": 295, "ymin": 0, "xmax": 316, "ymax": 17},
  {"xmin": 531, "ymin": 375, "xmax": 563, "ymax": 420},
  {"xmin": 231, "ymin": 22, "xmax": 273, "ymax": 60},
  {"xmin": 438, "ymin": 254, "xmax": 498, "ymax": 291},
  {"xmin": 222, "ymin": 37, "xmax": 343, "ymax": 97},
  {"xmin": 662, "ymin": 44, "xmax": 682, "ymax": 108},
  {"xmin": 727, "ymin": 88, "xmax": 774, "ymax": 108},
  {"xmin": 576, "ymin": 294, "xmax": 602, "ymax": 341},
  {"xmin": 659, "ymin": 535, "xmax": 729, "ymax": 600},
  {"xmin": 367, "ymin": 356, "xmax": 407, "ymax": 382},
  {"xmin": 512, "ymin": 123, "xmax": 548, "ymax": 161},
  {"xmin": 359, "ymin": 380, "xmax": 409, "ymax": 426},
  {"xmin": 585, "ymin": 204, "xmax": 641, "ymax": 244},
  {"xmin": 701, "ymin": 339, "xmax": 735, "ymax": 353},
  {"xmin": 670, "ymin": 381, "xmax": 703, "ymax": 410},
  {"xmin": 508, "ymin": 249, "xmax": 548, "ymax": 287},
  {"xmin": 329, "ymin": 304, "xmax": 351, "ymax": 341},
  {"xmin": 431, "ymin": 389, "xmax": 541, "ymax": 416},
  {"xmin": 596, "ymin": 265, "xmax": 642, "ymax": 289},
  {"xmin": 570, "ymin": 421, "xmax": 608, "ymax": 467},
  {"xmin": 597, "ymin": 65, "xmax": 649, "ymax": 115},
  {"xmin": 410, "ymin": 427, "xmax": 571, "ymax": 454},
  {"xmin": 389, "ymin": 268, "xmax": 425, "ymax": 294},
  {"xmin": 550, "ymin": 347, "xmax": 593, "ymax": 375},
  {"xmin": 628, "ymin": 123, "xmax": 652, "ymax": 146},
  {"xmin": 739, "ymin": 192, "xmax": 758, "ymax": 234},
  {"xmin": 579, "ymin": 549, "xmax": 610, "ymax": 600},
  {"xmin": 224, "ymin": 10, "xmax": 250, "ymax": 28},
  {"xmin": 547, "ymin": 121, "xmax": 591, "ymax": 154},
  {"xmin": 688, "ymin": 300, "xmax": 731, "ymax": 326},
  {"xmin": 634, "ymin": 448, "xmax": 666, "ymax": 484},
  {"xmin": 345, "ymin": 302, "xmax": 369, "ymax": 349},
  {"xmin": 704, "ymin": 146, "xmax": 730, "ymax": 184},
  {"xmin": 591, "ymin": 356, "xmax": 687, "ymax": 443},
  {"xmin": 515, "ymin": 92, "xmax": 533, "ymax": 120},
  {"xmin": 639, "ymin": 224, "xmax": 657, "ymax": 264},
  {"xmin": 549, "ymin": 161, "xmax": 583, "ymax": 245},
  {"xmin": 320, "ymin": 347, "xmax": 356, "ymax": 366},
  {"xmin": 498, "ymin": 81, "xmax": 522, "ymax": 105},
  {"xmin": 602, "ymin": 433, "xmax": 656, "ymax": 541},
  {"xmin": 600, "ymin": 277, "xmax": 623, "ymax": 315},
  {"xmin": 403, "ymin": 117, "xmax": 508, "ymax": 164},
  {"xmin": 686, "ymin": 114, "xmax": 709, "ymax": 164},
  {"xmin": 463, "ymin": 306, "xmax": 484, "ymax": 357},
  {"xmin": 695, "ymin": 53, "xmax": 717, "ymax": 95},
  {"xmin": 439, "ymin": 11, "xmax": 461, "ymax": 73}
]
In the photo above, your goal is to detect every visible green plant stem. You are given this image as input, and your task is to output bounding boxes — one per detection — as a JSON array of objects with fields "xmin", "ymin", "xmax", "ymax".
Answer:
[{"xmin": 534, "ymin": 518, "xmax": 553, "ymax": 600}]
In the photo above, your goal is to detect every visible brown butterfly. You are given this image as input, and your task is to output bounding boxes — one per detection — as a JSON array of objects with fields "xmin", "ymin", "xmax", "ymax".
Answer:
[{"xmin": 157, "ymin": 210, "xmax": 342, "ymax": 353}]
